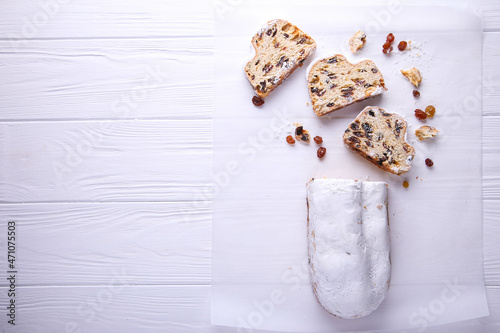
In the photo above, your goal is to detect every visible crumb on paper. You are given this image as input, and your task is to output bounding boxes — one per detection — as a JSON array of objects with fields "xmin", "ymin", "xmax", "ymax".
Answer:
[
  {"xmin": 377, "ymin": 204, "xmax": 383, "ymax": 210},
  {"xmin": 415, "ymin": 125, "xmax": 439, "ymax": 141},
  {"xmin": 401, "ymin": 67, "xmax": 422, "ymax": 87}
]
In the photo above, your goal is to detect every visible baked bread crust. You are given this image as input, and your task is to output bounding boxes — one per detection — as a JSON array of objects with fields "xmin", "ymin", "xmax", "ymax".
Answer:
[
  {"xmin": 343, "ymin": 106, "xmax": 415, "ymax": 175},
  {"xmin": 307, "ymin": 54, "xmax": 386, "ymax": 116},
  {"xmin": 245, "ymin": 19, "xmax": 316, "ymax": 98},
  {"xmin": 307, "ymin": 178, "xmax": 391, "ymax": 319}
]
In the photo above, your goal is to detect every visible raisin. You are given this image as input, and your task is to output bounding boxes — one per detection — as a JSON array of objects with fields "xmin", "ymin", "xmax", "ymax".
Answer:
[
  {"xmin": 403, "ymin": 181, "xmax": 409, "ymax": 188},
  {"xmin": 313, "ymin": 136, "xmax": 323, "ymax": 144},
  {"xmin": 326, "ymin": 102, "xmax": 334, "ymax": 107},
  {"xmin": 358, "ymin": 69, "xmax": 367, "ymax": 73},
  {"xmin": 317, "ymin": 147, "xmax": 326, "ymax": 159},
  {"xmin": 350, "ymin": 122, "xmax": 359, "ymax": 130},
  {"xmin": 295, "ymin": 126, "xmax": 303, "ymax": 136},
  {"xmin": 425, "ymin": 105, "xmax": 436, "ymax": 117},
  {"xmin": 353, "ymin": 131, "xmax": 365, "ymax": 137},
  {"xmin": 262, "ymin": 64, "xmax": 273, "ymax": 74},
  {"xmin": 276, "ymin": 56, "xmax": 286, "ymax": 67},
  {"xmin": 364, "ymin": 83, "xmax": 373, "ymax": 88},
  {"xmin": 286, "ymin": 135, "xmax": 295, "ymax": 144},
  {"xmin": 365, "ymin": 140, "xmax": 373, "ymax": 147},
  {"xmin": 329, "ymin": 84, "xmax": 337, "ymax": 89},
  {"xmin": 283, "ymin": 33, "xmax": 289, "ymax": 38},
  {"xmin": 328, "ymin": 74, "xmax": 337, "ymax": 79},
  {"xmin": 260, "ymin": 81, "xmax": 266, "ymax": 90},
  {"xmin": 368, "ymin": 110, "xmax": 375, "ymax": 117},
  {"xmin": 327, "ymin": 57, "xmax": 338, "ymax": 63},
  {"xmin": 382, "ymin": 48, "xmax": 389, "ymax": 54},
  {"xmin": 348, "ymin": 136, "xmax": 360, "ymax": 144},
  {"xmin": 413, "ymin": 90, "xmax": 420, "ymax": 97},
  {"xmin": 297, "ymin": 37, "xmax": 306, "ymax": 45},
  {"xmin": 425, "ymin": 158, "xmax": 434, "ymax": 167},
  {"xmin": 310, "ymin": 87, "xmax": 319, "ymax": 93},
  {"xmin": 274, "ymin": 43, "xmax": 280, "ymax": 48},
  {"xmin": 415, "ymin": 109, "xmax": 427, "ymax": 120},
  {"xmin": 255, "ymin": 59, "xmax": 260, "ymax": 65},
  {"xmin": 371, "ymin": 68, "xmax": 378, "ymax": 73},
  {"xmin": 383, "ymin": 42, "xmax": 392, "ymax": 49},
  {"xmin": 398, "ymin": 41, "xmax": 407, "ymax": 51},
  {"xmin": 362, "ymin": 122, "xmax": 373, "ymax": 133},
  {"xmin": 386, "ymin": 33, "xmax": 395, "ymax": 43},
  {"xmin": 252, "ymin": 96, "xmax": 264, "ymax": 106}
]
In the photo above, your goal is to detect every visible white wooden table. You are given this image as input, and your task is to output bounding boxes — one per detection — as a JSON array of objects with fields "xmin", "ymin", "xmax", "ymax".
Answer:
[{"xmin": 0, "ymin": 1, "xmax": 499, "ymax": 332}]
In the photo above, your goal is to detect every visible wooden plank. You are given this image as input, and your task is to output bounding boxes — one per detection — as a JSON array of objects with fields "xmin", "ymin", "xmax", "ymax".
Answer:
[
  {"xmin": 0, "ymin": 38, "xmax": 212, "ymax": 121},
  {"xmin": 0, "ymin": 0, "xmax": 213, "ymax": 39},
  {"xmin": 0, "ymin": 285, "xmax": 212, "ymax": 333},
  {"xmin": 0, "ymin": 202, "xmax": 210, "ymax": 286},
  {"xmin": 0, "ymin": 120, "xmax": 212, "ymax": 203},
  {"xmin": 0, "ymin": 285, "xmax": 499, "ymax": 332}
]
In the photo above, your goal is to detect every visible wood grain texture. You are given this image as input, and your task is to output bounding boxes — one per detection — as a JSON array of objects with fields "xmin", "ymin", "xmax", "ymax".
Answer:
[
  {"xmin": 0, "ymin": 0, "xmax": 213, "ymax": 39},
  {"xmin": 0, "ymin": 120, "xmax": 212, "ymax": 203},
  {"xmin": 0, "ymin": 202, "xmax": 210, "ymax": 286},
  {"xmin": 0, "ymin": 0, "xmax": 499, "ymax": 331},
  {"xmin": 0, "ymin": 285, "xmax": 499, "ymax": 333},
  {"xmin": 0, "ymin": 38, "xmax": 213, "ymax": 121}
]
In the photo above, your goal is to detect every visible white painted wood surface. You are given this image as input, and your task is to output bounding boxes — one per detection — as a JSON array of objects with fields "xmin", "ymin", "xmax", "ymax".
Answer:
[{"xmin": 0, "ymin": 0, "xmax": 499, "ymax": 332}]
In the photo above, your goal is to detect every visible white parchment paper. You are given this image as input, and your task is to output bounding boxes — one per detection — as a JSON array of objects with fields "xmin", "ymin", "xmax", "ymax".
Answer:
[{"xmin": 212, "ymin": 2, "xmax": 488, "ymax": 332}]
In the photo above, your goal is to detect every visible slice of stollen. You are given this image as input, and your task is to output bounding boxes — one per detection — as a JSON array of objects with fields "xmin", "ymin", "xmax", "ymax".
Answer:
[
  {"xmin": 343, "ymin": 106, "xmax": 415, "ymax": 175},
  {"xmin": 307, "ymin": 54, "xmax": 387, "ymax": 116},
  {"xmin": 307, "ymin": 178, "xmax": 391, "ymax": 319},
  {"xmin": 245, "ymin": 19, "xmax": 316, "ymax": 99}
]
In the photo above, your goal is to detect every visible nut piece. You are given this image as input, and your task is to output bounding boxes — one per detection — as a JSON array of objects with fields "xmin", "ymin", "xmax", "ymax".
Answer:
[
  {"xmin": 295, "ymin": 126, "xmax": 310, "ymax": 143},
  {"xmin": 349, "ymin": 31, "xmax": 367, "ymax": 53},
  {"xmin": 415, "ymin": 125, "xmax": 439, "ymax": 141},
  {"xmin": 401, "ymin": 67, "xmax": 422, "ymax": 87}
]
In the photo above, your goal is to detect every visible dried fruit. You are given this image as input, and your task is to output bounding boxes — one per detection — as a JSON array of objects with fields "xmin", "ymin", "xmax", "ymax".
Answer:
[
  {"xmin": 252, "ymin": 96, "xmax": 264, "ymax": 106},
  {"xmin": 398, "ymin": 41, "xmax": 407, "ymax": 51},
  {"xmin": 425, "ymin": 158, "xmax": 434, "ymax": 167},
  {"xmin": 383, "ymin": 42, "xmax": 392, "ymax": 49},
  {"xmin": 403, "ymin": 181, "xmax": 409, "ymax": 188},
  {"xmin": 313, "ymin": 136, "xmax": 323, "ymax": 144},
  {"xmin": 286, "ymin": 135, "xmax": 295, "ymax": 144},
  {"xmin": 317, "ymin": 147, "xmax": 326, "ymax": 158},
  {"xmin": 425, "ymin": 105, "xmax": 436, "ymax": 118},
  {"xmin": 386, "ymin": 33, "xmax": 395, "ymax": 43},
  {"xmin": 413, "ymin": 90, "xmax": 420, "ymax": 97},
  {"xmin": 295, "ymin": 126, "xmax": 310, "ymax": 143},
  {"xmin": 415, "ymin": 109, "xmax": 427, "ymax": 120}
]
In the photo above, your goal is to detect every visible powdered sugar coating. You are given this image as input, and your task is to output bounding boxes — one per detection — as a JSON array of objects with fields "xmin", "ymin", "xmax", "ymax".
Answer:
[{"xmin": 307, "ymin": 179, "xmax": 391, "ymax": 319}]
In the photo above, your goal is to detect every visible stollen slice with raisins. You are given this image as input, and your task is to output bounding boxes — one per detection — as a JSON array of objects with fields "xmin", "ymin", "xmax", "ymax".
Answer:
[
  {"xmin": 343, "ymin": 106, "xmax": 415, "ymax": 175},
  {"xmin": 245, "ymin": 19, "xmax": 316, "ymax": 99},
  {"xmin": 307, "ymin": 55, "xmax": 386, "ymax": 116}
]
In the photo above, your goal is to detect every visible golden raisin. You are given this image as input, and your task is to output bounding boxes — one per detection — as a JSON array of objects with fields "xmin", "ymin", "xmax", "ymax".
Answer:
[
  {"xmin": 252, "ymin": 95, "xmax": 264, "ymax": 106},
  {"xmin": 317, "ymin": 147, "xmax": 326, "ymax": 158},
  {"xmin": 425, "ymin": 105, "xmax": 436, "ymax": 118},
  {"xmin": 415, "ymin": 109, "xmax": 427, "ymax": 120},
  {"xmin": 398, "ymin": 41, "xmax": 407, "ymax": 51},
  {"xmin": 425, "ymin": 158, "xmax": 434, "ymax": 167},
  {"xmin": 403, "ymin": 181, "xmax": 409, "ymax": 188},
  {"xmin": 386, "ymin": 33, "xmax": 395, "ymax": 43},
  {"xmin": 313, "ymin": 136, "xmax": 323, "ymax": 144},
  {"xmin": 383, "ymin": 42, "xmax": 392, "ymax": 49},
  {"xmin": 413, "ymin": 90, "xmax": 420, "ymax": 97},
  {"xmin": 286, "ymin": 135, "xmax": 295, "ymax": 144}
]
